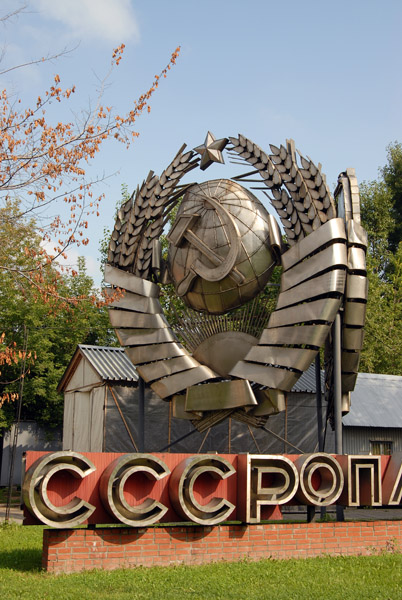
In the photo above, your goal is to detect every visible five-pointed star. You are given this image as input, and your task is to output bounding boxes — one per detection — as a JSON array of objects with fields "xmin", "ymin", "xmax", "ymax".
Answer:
[{"xmin": 194, "ymin": 131, "xmax": 228, "ymax": 171}]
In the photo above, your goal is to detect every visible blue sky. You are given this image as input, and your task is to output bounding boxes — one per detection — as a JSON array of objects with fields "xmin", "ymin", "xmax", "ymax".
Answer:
[{"xmin": 2, "ymin": 0, "xmax": 402, "ymax": 285}]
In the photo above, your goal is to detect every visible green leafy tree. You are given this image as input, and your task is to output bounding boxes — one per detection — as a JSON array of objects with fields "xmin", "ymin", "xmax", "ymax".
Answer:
[
  {"xmin": 359, "ymin": 180, "xmax": 393, "ymax": 271},
  {"xmin": 382, "ymin": 142, "xmax": 402, "ymax": 251},
  {"xmin": 0, "ymin": 201, "xmax": 117, "ymax": 431},
  {"xmin": 359, "ymin": 143, "xmax": 402, "ymax": 375},
  {"xmin": 361, "ymin": 248, "xmax": 402, "ymax": 374}
]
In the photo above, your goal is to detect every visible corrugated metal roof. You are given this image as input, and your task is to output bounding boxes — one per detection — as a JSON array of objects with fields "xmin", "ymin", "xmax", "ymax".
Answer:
[
  {"xmin": 343, "ymin": 372, "xmax": 402, "ymax": 428},
  {"xmin": 78, "ymin": 345, "xmax": 138, "ymax": 383},
  {"xmin": 291, "ymin": 363, "xmax": 324, "ymax": 393}
]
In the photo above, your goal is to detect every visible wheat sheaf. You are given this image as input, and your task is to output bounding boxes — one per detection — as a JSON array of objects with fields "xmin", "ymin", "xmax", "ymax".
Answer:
[
  {"xmin": 107, "ymin": 144, "xmax": 199, "ymax": 279},
  {"xmin": 228, "ymin": 135, "xmax": 336, "ymax": 245}
]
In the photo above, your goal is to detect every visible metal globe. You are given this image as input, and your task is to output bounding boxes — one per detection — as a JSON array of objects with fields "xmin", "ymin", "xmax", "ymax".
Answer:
[{"xmin": 168, "ymin": 179, "xmax": 276, "ymax": 314}]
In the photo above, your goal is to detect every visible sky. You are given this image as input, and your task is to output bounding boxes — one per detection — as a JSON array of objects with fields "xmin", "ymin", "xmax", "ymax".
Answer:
[{"xmin": 2, "ymin": 0, "xmax": 402, "ymax": 286}]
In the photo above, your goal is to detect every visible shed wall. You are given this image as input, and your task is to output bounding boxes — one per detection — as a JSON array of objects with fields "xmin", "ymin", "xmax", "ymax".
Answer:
[
  {"xmin": 281, "ymin": 392, "xmax": 335, "ymax": 454},
  {"xmin": 62, "ymin": 387, "xmax": 105, "ymax": 452},
  {"xmin": 1, "ymin": 422, "xmax": 61, "ymax": 485},
  {"xmin": 343, "ymin": 426, "xmax": 402, "ymax": 454},
  {"xmin": 103, "ymin": 388, "xmax": 327, "ymax": 455},
  {"xmin": 63, "ymin": 358, "xmax": 101, "ymax": 392}
]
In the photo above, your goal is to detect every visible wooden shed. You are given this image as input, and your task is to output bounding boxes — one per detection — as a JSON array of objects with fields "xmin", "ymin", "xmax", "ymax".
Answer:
[{"xmin": 58, "ymin": 345, "xmax": 141, "ymax": 452}]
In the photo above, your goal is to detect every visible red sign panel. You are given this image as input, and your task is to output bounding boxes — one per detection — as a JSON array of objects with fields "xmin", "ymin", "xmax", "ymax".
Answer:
[{"xmin": 22, "ymin": 451, "xmax": 400, "ymax": 528}]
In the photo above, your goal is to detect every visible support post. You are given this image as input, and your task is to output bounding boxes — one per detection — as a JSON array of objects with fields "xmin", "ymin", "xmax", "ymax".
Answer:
[
  {"xmin": 315, "ymin": 353, "xmax": 324, "ymax": 452},
  {"xmin": 138, "ymin": 377, "xmax": 145, "ymax": 452},
  {"xmin": 315, "ymin": 352, "xmax": 326, "ymax": 520},
  {"xmin": 333, "ymin": 312, "xmax": 344, "ymax": 521},
  {"xmin": 307, "ymin": 506, "xmax": 316, "ymax": 522}
]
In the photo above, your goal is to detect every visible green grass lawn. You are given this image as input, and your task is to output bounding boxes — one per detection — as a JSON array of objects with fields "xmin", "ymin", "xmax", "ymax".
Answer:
[{"xmin": 0, "ymin": 522, "xmax": 401, "ymax": 600}]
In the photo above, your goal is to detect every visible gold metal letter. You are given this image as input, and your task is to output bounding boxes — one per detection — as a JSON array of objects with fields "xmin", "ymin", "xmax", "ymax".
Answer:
[
  {"xmin": 22, "ymin": 451, "xmax": 96, "ymax": 528},
  {"xmin": 340, "ymin": 455, "xmax": 382, "ymax": 506},
  {"xmin": 295, "ymin": 453, "xmax": 344, "ymax": 506},
  {"xmin": 169, "ymin": 455, "xmax": 236, "ymax": 525},
  {"xmin": 99, "ymin": 453, "xmax": 170, "ymax": 526},
  {"xmin": 238, "ymin": 454, "xmax": 298, "ymax": 523}
]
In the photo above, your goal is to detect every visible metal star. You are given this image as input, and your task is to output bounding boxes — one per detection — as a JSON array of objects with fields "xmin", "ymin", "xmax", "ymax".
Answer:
[{"xmin": 194, "ymin": 131, "xmax": 229, "ymax": 171}]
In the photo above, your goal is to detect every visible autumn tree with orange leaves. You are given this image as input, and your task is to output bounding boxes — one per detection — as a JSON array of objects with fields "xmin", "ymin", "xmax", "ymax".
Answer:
[
  {"xmin": 0, "ymin": 43, "xmax": 180, "ymax": 296},
  {"xmin": 0, "ymin": 27, "xmax": 180, "ymax": 428}
]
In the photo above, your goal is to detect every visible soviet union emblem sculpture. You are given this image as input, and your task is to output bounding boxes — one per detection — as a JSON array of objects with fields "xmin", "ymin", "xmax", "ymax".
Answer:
[{"xmin": 105, "ymin": 133, "xmax": 368, "ymax": 433}]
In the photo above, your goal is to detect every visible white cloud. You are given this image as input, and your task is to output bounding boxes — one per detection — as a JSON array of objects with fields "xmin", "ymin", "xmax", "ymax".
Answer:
[{"xmin": 35, "ymin": 0, "xmax": 140, "ymax": 45}]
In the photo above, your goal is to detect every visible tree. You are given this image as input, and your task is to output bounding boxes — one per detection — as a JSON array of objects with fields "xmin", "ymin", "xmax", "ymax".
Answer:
[
  {"xmin": 359, "ymin": 143, "xmax": 402, "ymax": 375},
  {"xmin": 360, "ymin": 248, "xmax": 402, "ymax": 375},
  {"xmin": 358, "ymin": 180, "xmax": 393, "ymax": 271},
  {"xmin": 0, "ymin": 7, "xmax": 180, "ymax": 304},
  {"xmin": 382, "ymin": 142, "xmax": 402, "ymax": 251},
  {"xmin": 0, "ymin": 209, "xmax": 117, "ymax": 431}
]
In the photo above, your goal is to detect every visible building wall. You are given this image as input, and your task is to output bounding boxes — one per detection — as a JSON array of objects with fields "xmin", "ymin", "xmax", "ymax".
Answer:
[
  {"xmin": 63, "ymin": 387, "xmax": 105, "ymax": 452},
  {"xmin": 102, "ymin": 388, "xmax": 328, "ymax": 455},
  {"xmin": 343, "ymin": 426, "xmax": 402, "ymax": 455},
  {"xmin": 63, "ymin": 358, "xmax": 101, "ymax": 392},
  {"xmin": 1, "ymin": 422, "xmax": 61, "ymax": 486}
]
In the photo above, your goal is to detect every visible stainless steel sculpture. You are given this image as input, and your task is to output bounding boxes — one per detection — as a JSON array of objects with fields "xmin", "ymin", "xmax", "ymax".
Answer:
[
  {"xmin": 168, "ymin": 179, "xmax": 280, "ymax": 313},
  {"xmin": 105, "ymin": 134, "xmax": 367, "ymax": 429}
]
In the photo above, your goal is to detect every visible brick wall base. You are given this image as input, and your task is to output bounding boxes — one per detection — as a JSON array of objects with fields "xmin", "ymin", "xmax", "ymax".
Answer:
[{"xmin": 43, "ymin": 520, "xmax": 402, "ymax": 574}]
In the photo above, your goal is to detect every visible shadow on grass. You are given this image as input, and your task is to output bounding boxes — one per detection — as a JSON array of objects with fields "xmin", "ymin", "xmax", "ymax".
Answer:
[{"xmin": 0, "ymin": 547, "xmax": 42, "ymax": 572}]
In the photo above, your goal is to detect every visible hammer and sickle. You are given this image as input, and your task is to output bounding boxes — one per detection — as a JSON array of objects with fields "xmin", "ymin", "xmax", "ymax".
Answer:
[{"xmin": 167, "ymin": 196, "xmax": 245, "ymax": 297}]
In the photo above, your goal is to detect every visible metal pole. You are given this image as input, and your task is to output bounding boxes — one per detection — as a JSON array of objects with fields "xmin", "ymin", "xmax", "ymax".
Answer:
[
  {"xmin": 315, "ymin": 353, "xmax": 324, "ymax": 452},
  {"xmin": 138, "ymin": 377, "xmax": 145, "ymax": 452},
  {"xmin": 315, "ymin": 352, "xmax": 326, "ymax": 520},
  {"xmin": 307, "ymin": 505, "xmax": 316, "ymax": 522},
  {"xmin": 333, "ymin": 312, "xmax": 344, "ymax": 521},
  {"xmin": 333, "ymin": 313, "xmax": 343, "ymax": 454}
]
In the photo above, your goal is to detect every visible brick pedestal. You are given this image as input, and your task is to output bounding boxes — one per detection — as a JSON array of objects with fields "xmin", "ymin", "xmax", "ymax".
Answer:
[{"xmin": 42, "ymin": 520, "xmax": 402, "ymax": 574}]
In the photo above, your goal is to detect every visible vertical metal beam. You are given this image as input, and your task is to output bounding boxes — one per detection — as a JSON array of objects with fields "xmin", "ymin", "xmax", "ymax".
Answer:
[
  {"xmin": 284, "ymin": 394, "xmax": 288, "ymax": 454},
  {"xmin": 103, "ymin": 386, "xmax": 107, "ymax": 452},
  {"xmin": 307, "ymin": 505, "xmax": 316, "ymax": 522},
  {"xmin": 138, "ymin": 377, "xmax": 145, "ymax": 452},
  {"xmin": 333, "ymin": 313, "xmax": 343, "ymax": 454},
  {"xmin": 168, "ymin": 400, "xmax": 172, "ymax": 452},
  {"xmin": 315, "ymin": 352, "xmax": 326, "ymax": 520},
  {"xmin": 0, "ymin": 429, "xmax": 4, "ymax": 485},
  {"xmin": 333, "ymin": 312, "xmax": 344, "ymax": 521},
  {"xmin": 315, "ymin": 353, "xmax": 324, "ymax": 452}
]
